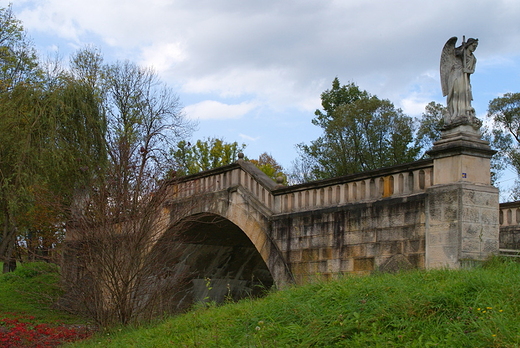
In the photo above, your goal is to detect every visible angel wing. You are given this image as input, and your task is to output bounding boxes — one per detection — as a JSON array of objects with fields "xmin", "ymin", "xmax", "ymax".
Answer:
[{"xmin": 440, "ymin": 36, "xmax": 458, "ymax": 97}]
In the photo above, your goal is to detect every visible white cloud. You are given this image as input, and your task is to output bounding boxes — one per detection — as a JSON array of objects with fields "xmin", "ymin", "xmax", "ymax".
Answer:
[
  {"xmin": 16, "ymin": 0, "xmax": 520, "ymax": 109},
  {"xmin": 401, "ymin": 96, "xmax": 429, "ymax": 117},
  {"xmin": 239, "ymin": 134, "xmax": 260, "ymax": 142},
  {"xmin": 183, "ymin": 100, "xmax": 257, "ymax": 120},
  {"xmin": 140, "ymin": 42, "xmax": 187, "ymax": 73}
]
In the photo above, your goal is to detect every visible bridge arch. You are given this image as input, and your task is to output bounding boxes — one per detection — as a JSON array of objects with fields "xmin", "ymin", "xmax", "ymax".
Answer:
[
  {"xmin": 164, "ymin": 186, "xmax": 294, "ymax": 303},
  {"xmin": 166, "ymin": 213, "xmax": 274, "ymax": 304}
]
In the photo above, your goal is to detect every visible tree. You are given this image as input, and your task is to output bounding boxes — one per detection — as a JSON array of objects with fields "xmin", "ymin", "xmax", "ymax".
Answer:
[
  {"xmin": 62, "ymin": 179, "xmax": 198, "ymax": 326},
  {"xmin": 68, "ymin": 48, "xmax": 196, "ymax": 205},
  {"xmin": 0, "ymin": 16, "xmax": 108, "ymax": 268},
  {"xmin": 0, "ymin": 4, "xmax": 39, "ymax": 93},
  {"xmin": 296, "ymin": 78, "xmax": 420, "ymax": 180},
  {"xmin": 171, "ymin": 137, "xmax": 246, "ymax": 177},
  {"xmin": 103, "ymin": 60, "xmax": 193, "ymax": 197},
  {"xmin": 488, "ymin": 92, "xmax": 520, "ymax": 198},
  {"xmin": 415, "ymin": 101, "xmax": 446, "ymax": 156},
  {"xmin": 250, "ymin": 152, "xmax": 287, "ymax": 183},
  {"xmin": 488, "ymin": 93, "xmax": 520, "ymax": 170},
  {"xmin": 61, "ymin": 49, "xmax": 196, "ymax": 325},
  {"xmin": 0, "ymin": 6, "xmax": 57, "ymax": 269},
  {"xmin": 0, "ymin": 72, "xmax": 107, "ymax": 271}
]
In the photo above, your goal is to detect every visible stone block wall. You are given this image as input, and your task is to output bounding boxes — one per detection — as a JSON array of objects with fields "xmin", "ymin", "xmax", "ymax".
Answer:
[
  {"xmin": 426, "ymin": 183, "xmax": 499, "ymax": 268},
  {"xmin": 271, "ymin": 194, "xmax": 427, "ymax": 284}
]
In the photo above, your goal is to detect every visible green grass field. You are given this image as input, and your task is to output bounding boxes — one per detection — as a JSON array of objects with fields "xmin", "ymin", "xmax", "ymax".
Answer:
[
  {"xmin": 3, "ymin": 258, "xmax": 520, "ymax": 347},
  {"xmin": 0, "ymin": 262, "xmax": 82, "ymax": 324},
  {"xmin": 69, "ymin": 257, "xmax": 520, "ymax": 347}
]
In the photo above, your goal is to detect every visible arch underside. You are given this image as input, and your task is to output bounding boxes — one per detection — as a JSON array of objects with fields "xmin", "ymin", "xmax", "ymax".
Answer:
[
  {"xmin": 171, "ymin": 213, "xmax": 274, "ymax": 305},
  {"xmin": 158, "ymin": 187, "xmax": 293, "ymax": 309}
]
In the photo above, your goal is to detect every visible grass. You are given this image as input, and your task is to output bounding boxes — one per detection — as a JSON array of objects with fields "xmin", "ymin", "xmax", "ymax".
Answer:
[
  {"xmin": 0, "ymin": 262, "xmax": 84, "ymax": 324},
  {"xmin": 3, "ymin": 259, "xmax": 520, "ymax": 347},
  {"xmin": 67, "ymin": 257, "xmax": 520, "ymax": 348}
]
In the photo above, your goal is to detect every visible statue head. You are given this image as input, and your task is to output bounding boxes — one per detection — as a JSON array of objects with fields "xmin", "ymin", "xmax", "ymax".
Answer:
[{"xmin": 465, "ymin": 38, "xmax": 478, "ymax": 51}]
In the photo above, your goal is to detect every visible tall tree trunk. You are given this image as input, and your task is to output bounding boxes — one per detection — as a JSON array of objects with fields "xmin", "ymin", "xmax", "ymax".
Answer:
[{"xmin": 1, "ymin": 210, "xmax": 18, "ymax": 273}]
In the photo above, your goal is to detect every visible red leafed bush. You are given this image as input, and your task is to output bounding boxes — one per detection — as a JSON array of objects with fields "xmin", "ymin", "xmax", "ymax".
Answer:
[{"xmin": 0, "ymin": 316, "xmax": 93, "ymax": 347}]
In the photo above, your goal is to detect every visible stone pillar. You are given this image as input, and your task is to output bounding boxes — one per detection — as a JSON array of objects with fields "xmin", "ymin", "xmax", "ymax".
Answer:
[{"xmin": 425, "ymin": 125, "xmax": 499, "ymax": 268}]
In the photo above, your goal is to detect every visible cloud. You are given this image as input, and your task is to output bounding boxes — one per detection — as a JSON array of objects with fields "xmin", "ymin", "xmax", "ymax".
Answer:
[
  {"xmin": 183, "ymin": 100, "xmax": 257, "ymax": 120},
  {"xmin": 239, "ymin": 134, "xmax": 260, "ymax": 142},
  {"xmin": 13, "ymin": 0, "xmax": 520, "ymax": 170},
  {"xmin": 140, "ymin": 42, "xmax": 187, "ymax": 73},
  {"xmin": 16, "ymin": 0, "xmax": 520, "ymax": 112}
]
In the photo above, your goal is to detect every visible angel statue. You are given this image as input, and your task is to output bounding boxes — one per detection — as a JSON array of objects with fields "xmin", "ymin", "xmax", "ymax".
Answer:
[{"xmin": 440, "ymin": 36, "xmax": 481, "ymax": 129}]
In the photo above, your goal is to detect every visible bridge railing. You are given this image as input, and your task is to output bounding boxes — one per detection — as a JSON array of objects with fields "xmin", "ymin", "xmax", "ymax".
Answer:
[
  {"xmin": 272, "ymin": 160, "xmax": 434, "ymax": 214},
  {"xmin": 498, "ymin": 201, "xmax": 520, "ymax": 255},
  {"xmin": 170, "ymin": 161, "xmax": 278, "ymax": 209},
  {"xmin": 499, "ymin": 201, "xmax": 520, "ymax": 227},
  {"xmin": 170, "ymin": 159, "xmax": 435, "ymax": 215}
]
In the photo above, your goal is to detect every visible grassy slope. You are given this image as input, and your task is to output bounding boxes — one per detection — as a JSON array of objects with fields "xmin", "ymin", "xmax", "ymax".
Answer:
[
  {"xmin": 0, "ymin": 262, "xmax": 82, "ymax": 324},
  {"xmin": 69, "ymin": 258, "xmax": 520, "ymax": 348}
]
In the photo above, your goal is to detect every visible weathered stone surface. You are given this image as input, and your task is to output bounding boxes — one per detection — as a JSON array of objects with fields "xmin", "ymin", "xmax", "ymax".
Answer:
[
  {"xmin": 379, "ymin": 254, "xmax": 415, "ymax": 273},
  {"xmin": 271, "ymin": 195, "xmax": 428, "ymax": 282}
]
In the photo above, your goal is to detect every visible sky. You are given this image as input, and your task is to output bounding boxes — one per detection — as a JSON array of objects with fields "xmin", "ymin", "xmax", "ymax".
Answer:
[{"xmin": 10, "ymin": 0, "xmax": 520, "ymax": 194}]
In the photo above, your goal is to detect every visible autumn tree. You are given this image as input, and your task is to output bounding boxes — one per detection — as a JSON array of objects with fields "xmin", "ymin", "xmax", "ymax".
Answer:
[
  {"xmin": 296, "ymin": 78, "xmax": 420, "ymax": 181},
  {"xmin": 249, "ymin": 152, "xmax": 287, "ymax": 183}
]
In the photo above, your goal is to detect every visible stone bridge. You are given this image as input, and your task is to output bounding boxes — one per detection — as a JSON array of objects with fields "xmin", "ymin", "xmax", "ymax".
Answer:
[
  {"xmin": 163, "ymin": 125, "xmax": 501, "ymax": 301},
  {"xmin": 64, "ymin": 125, "xmax": 506, "ymax": 305}
]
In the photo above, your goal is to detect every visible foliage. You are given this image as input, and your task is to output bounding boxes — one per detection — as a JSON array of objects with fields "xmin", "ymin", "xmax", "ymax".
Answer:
[
  {"xmin": 249, "ymin": 153, "xmax": 287, "ymax": 183},
  {"xmin": 171, "ymin": 139, "xmax": 287, "ymax": 184},
  {"xmin": 0, "ymin": 9, "xmax": 109, "ymax": 269},
  {"xmin": 0, "ymin": 4, "xmax": 39, "ymax": 92},
  {"xmin": 171, "ymin": 137, "xmax": 245, "ymax": 177},
  {"xmin": 296, "ymin": 78, "xmax": 420, "ymax": 181},
  {"xmin": 69, "ymin": 257, "xmax": 520, "ymax": 347},
  {"xmin": 0, "ymin": 4, "xmax": 43, "ymax": 270},
  {"xmin": 415, "ymin": 101, "xmax": 446, "ymax": 155},
  {"xmin": 0, "ymin": 263, "xmax": 94, "ymax": 347},
  {"xmin": 488, "ymin": 92, "xmax": 520, "ymax": 174},
  {"xmin": 486, "ymin": 92, "xmax": 520, "ymax": 197},
  {"xmin": 0, "ymin": 73, "xmax": 107, "ymax": 270},
  {"xmin": 488, "ymin": 93, "xmax": 520, "ymax": 145},
  {"xmin": 0, "ymin": 316, "xmax": 93, "ymax": 348}
]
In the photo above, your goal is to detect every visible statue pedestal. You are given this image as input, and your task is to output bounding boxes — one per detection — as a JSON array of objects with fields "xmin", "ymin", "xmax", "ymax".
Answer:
[
  {"xmin": 425, "ymin": 125, "xmax": 499, "ymax": 268},
  {"xmin": 427, "ymin": 125, "xmax": 495, "ymax": 185}
]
